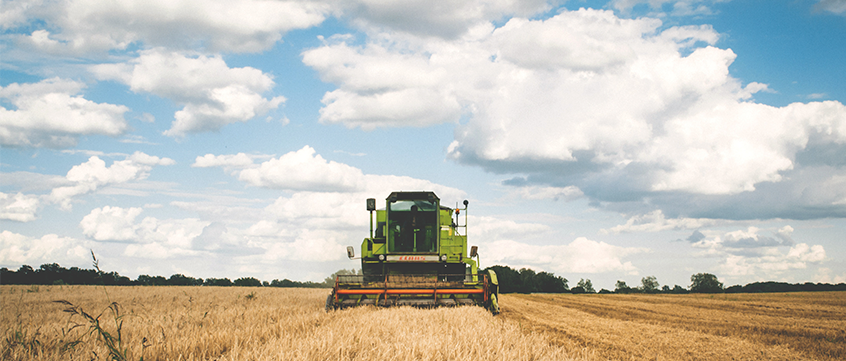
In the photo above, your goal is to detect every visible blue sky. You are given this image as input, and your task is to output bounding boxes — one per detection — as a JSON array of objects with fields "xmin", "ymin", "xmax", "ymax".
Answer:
[{"xmin": 2, "ymin": 0, "xmax": 845, "ymax": 290}]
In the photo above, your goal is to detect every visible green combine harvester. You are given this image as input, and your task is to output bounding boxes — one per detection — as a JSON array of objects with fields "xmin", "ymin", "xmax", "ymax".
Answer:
[{"xmin": 326, "ymin": 191, "xmax": 499, "ymax": 314}]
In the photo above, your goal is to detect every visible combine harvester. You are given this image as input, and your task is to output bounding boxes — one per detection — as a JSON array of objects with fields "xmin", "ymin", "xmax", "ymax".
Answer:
[{"xmin": 326, "ymin": 191, "xmax": 499, "ymax": 314}]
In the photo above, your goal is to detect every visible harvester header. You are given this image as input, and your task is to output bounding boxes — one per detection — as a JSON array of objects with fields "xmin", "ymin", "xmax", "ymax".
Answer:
[{"xmin": 326, "ymin": 191, "xmax": 499, "ymax": 314}]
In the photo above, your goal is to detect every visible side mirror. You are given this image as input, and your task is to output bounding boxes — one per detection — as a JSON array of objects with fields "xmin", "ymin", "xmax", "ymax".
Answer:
[
  {"xmin": 366, "ymin": 198, "xmax": 376, "ymax": 211},
  {"xmin": 469, "ymin": 245, "xmax": 478, "ymax": 258},
  {"xmin": 346, "ymin": 246, "xmax": 355, "ymax": 259},
  {"xmin": 463, "ymin": 199, "xmax": 469, "ymax": 207}
]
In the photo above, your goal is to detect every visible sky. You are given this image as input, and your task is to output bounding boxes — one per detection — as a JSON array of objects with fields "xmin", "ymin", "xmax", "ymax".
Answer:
[{"xmin": 2, "ymin": 0, "xmax": 845, "ymax": 290}]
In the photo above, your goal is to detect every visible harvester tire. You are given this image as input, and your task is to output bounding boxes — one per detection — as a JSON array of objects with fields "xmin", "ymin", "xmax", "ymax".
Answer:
[{"xmin": 325, "ymin": 294, "xmax": 334, "ymax": 312}]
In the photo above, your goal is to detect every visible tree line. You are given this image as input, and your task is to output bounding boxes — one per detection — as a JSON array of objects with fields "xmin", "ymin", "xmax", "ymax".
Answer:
[
  {"xmin": 0, "ymin": 263, "xmax": 327, "ymax": 288},
  {"xmin": 600, "ymin": 272, "xmax": 845, "ymax": 294},
  {"xmin": 481, "ymin": 266, "xmax": 846, "ymax": 294},
  {"xmin": 3, "ymin": 263, "xmax": 844, "ymax": 294}
]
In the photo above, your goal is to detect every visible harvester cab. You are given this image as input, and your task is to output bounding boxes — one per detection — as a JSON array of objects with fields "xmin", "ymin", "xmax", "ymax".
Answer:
[{"xmin": 326, "ymin": 191, "xmax": 499, "ymax": 314}]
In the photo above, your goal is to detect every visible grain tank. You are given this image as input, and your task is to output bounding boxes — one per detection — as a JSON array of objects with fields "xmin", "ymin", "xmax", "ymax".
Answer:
[{"xmin": 326, "ymin": 191, "xmax": 499, "ymax": 314}]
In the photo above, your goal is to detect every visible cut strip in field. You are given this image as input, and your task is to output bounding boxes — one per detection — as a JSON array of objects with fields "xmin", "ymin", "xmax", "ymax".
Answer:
[{"xmin": 501, "ymin": 292, "xmax": 846, "ymax": 361}]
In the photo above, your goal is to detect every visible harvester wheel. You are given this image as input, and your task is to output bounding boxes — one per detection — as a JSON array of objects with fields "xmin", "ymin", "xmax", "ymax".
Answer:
[
  {"xmin": 489, "ymin": 294, "xmax": 500, "ymax": 315},
  {"xmin": 325, "ymin": 294, "xmax": 334, "ymax": 312}
]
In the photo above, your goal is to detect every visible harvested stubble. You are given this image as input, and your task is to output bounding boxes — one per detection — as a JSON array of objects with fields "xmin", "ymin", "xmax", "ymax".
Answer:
[
  {"xmin": 501, "ymin": 292, "xmax": 846, "ymax": 361},
  {"xmin": 1, "ymin": 285, "xmax": 589, "ymax": 361}
]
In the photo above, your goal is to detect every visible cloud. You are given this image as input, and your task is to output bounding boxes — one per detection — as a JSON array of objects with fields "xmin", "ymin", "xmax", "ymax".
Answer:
[
  {"xmin": 0, "ymin": 171, "xmax": 70, "ymax": 193},
  {"xmin": 11, "ymin": 0, "xmax": 328, "ymax": 54},
  {"xmin": 238, "ymin": 228, "xmax": 349, "ymax": 264},
  {"xmin": 602, "ymin": 210, "xmax": 719, "ymax": 234},
  {"xmin": 49, "ymin": 152, "xmax": 175, "ymax": 210},
  {"xmin": 0, "ymin": 0, "xmax": 37, "ymax": 30},
  {"xmin": 687, "ymin": 226, "xmax": 826, "ymax": 279},
  {"xmin": 228, "ymin": 146, "xmax": 466, "ymax": 198},
  {"xmin": 170, "ymin": 146, "xmax": 468, "ymax": 267},
  {"xmin": 192, "ymin": 153, "xmax": 257, "ymax": 170},
  {"xmin": 509, "ymin": 185, "xmax": 584, "ymax": 201},
  {"xmin": 0, "ymin": 77, "xmax": 129, "ymax": 148},
  {"xmin": 815, "ymin": 0, "xmax": 846, "ymax": 15},
  {"xmin": 238, "ymin": 146, "xmax": 363, "ymax": 191},
  {"xmin": 719, "ymin": 226, "xmax": 795, "ymax": 249},
  {"xmin": 689, "ymin": 226, "xmax": 798, "ymax": 255},
  {"xmin": 0, "ymin": 192, "xmax": 41, "ymax": 222},
  {"xmin": 719, "ymin": 243, "xmax": 826, "ymax": 277},
  {"xmin": 304, "ymin": 7, "xmax": 846, "ymax": 221},
  {"xmin": 0, "ymin": 230, "xmax": 91, "ymax": 267},
  {"xmin": 91, "ymin": 49, "xmax": 285, "ymax": 137},
  {"xmin": 263, "ymin": 192, "xmax": 368, "ymax": 230},
  {"xmin": 609, "ymin": 0, "xmax": 728, "ymax": 16},
  {"xmin": 336, "ymin": 0, "xmax": 551, "ymax": 39},
  {"xmin": 80, "ymin": 206, "xmax": 209, "ymax": 259},
  {"xmin": 80, "ymin": 206, "xmax": 144, "ymax": 241},
  {"xmin": 459, "ymin": 215, "xmax": 646, "ymax": 275},
  {"xmin": 814, "ymin": 268, "xmax": 846, "ymax": 284},
  {"xmin": 486, "ymin": 238, "xmax": 647, "ymax": 275},
  {"xmin": 302, "ymin": 38, "xmax": 464, "ymax": 129}
]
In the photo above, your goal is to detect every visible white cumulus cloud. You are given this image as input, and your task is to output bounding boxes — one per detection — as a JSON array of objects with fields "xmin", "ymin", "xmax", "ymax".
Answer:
[
  {"xmin": 231, "ymin": 146, "xmax": 466, "ymax": 199},
  {"xmin": 686, "ymin": 226, "xmax": 827, "ymax": 280},
  {"xmin": 80, "ymin": 206, "xmax": 144, "ymax": 241},
  {"xmin": 0, "ymin": 192, "xmax": 41, "ymax": 222},
  {"xmin": 49, "ymin": 152, "xmax": 174, "ymax": 210},
  {"xmin": 336, "ymin": 0, "xmax": 551, "ymax": 39},
  {"xmin": 13, "ymin": 0, "xmax": 328, "ymax": 54},
  {"xmin": 238, "ymin": 146, "xmax": 363, "ymax": 191},
  {"xmin": 91, "ymin": 49, "xmax": 285, "ymax": 137},
  {"xmin": 486, "ymin": 237, "xmax": 647, "ymax": 275},
  {"xmin": 192, "ymin": 153, "xmax": 257, "ymax": 170},
  {"xmin": 80, "ymin": 206, "xmax": 209, "ymax": 259},
  {"xmin": 304, "ymin": 7, "xmax": 846, "ymax": 221},
  {"xmin": 466, "ymin": 214, "xmax": 646, "ymax": 275},
  {"xmin": 0, "ymin": 230, "xmax": 91, "ymax": 267},
  {"xmin": 0, "ymin": 77, "xmax": 129, "ymax": 148}
]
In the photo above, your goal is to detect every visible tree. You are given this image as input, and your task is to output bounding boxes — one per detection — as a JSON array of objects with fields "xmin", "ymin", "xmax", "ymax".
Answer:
[
  {"xmin": 482, "ymin": 265, "xmax": 566, "ymax": 293},
  {"xmin": 487, "ymin": 265, "xmax": 520, "ymax": 293},
  {"xmin": 167, "ymin": 273, "xmax": 202, "ymax": 286},
  {"xmin": 323, "ymin": 269, "xmax": 360, "ymax": 287},
  {"xmin": 576, "ymin": 279, "xmax": 595, "ymax": 293},
  {"xmin": 690, "ymin": 273, "xmax": 723, "ymax": 293},
  {"xmin": 234, "ymin": 277, "xmax": 262, "ymax": 287},
  {"xmin": 640, "ymin": 276, "xmax": 659, "ymax": 293},
  {"xmin": 138, "ymin": 275, "xmax": 168, "ymax": 286},
  {"xmin": 204, "ymin": 278, "xmax": 232, "ymax": 286},
  {"xmin": 615, "ymin": 280, "xmax": 632, "ymax": 294},
  {"xmin": 517, "ymin": 268, "xmax": 537, "ymax": 293},
  {"xmin": 670, "ymin": 285, "xmax": 689, "ymax": 294},
  {"xmin": 535, "ymin": 271, "xmax": 568, "ymax": 293}
]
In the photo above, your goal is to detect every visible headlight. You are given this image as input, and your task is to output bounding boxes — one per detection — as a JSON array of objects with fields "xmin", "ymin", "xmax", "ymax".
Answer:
[
  {"xmin": 378, "ymin": 254, "xmax": 385, "ymax": 261},
  {"xmin": 440, "ymin": 254, "xmax": 447, "ymax": 261}
]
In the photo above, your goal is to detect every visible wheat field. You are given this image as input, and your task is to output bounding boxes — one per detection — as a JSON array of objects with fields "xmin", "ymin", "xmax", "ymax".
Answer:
[
  {"xmin": 2, "ymin": 285, "xmax": 843, "ymax": 360},
  {"xmin": 501, "ymin": 292, "xmax": 845, "ymax": 360}
]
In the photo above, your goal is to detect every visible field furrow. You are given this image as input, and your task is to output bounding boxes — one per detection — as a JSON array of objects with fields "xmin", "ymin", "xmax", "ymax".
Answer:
[{"xmin": 500, "ymin": 293, "xmax": 845, "ymax": 360}]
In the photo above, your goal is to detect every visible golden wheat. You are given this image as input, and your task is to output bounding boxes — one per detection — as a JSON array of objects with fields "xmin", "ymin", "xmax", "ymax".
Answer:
[
  {"xmin": 1, "ymin": 285, "xmax": 589, "ymax": 361},
  {"xmin": 4, "ymin": 285, "xmax": 843, "ymax": 360}
]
